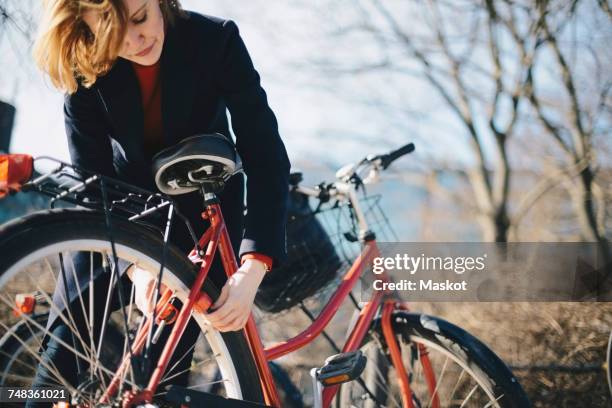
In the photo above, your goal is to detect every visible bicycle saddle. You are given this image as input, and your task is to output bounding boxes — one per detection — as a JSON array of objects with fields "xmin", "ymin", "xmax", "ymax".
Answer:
[{"xmin": 152, "ymin": 133, "xmax": 242, "ymax": 195}]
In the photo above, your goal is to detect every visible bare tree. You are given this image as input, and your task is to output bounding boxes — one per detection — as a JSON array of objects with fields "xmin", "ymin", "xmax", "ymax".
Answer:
[
  {"xmin": 0, "ymin": 0, "xmax": 37, "ymax": 73},
  {"xmin": 0, "ymin": 0, "xmax": 38, "ymax": 133},
  {"xmin": 342, "ymin": 0, "xmax": 523, "ymax": 241},
  {"xmin": 294, "ymin": 0, "xmax": 610, "ymax": 243},
  {"xmin": 517, "ymin": 0, "xmax": 610, "ymax": 244}
]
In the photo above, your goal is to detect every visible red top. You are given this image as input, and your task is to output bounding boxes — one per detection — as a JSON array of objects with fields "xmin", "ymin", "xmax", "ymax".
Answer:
[
  {"xmin": 132, "ymin": 61, "xmax": 164, "ymax": 157},
  {"xmin": 132, "ymin": 61, "xmax": 273, "ymax": 271}
]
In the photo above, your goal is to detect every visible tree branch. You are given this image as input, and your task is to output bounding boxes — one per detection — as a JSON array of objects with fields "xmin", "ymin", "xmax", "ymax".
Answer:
[
  {"xmin": 537, "ymin": 6, "xmax": 589, "ymax": 159},
  {"xmin": 372, "ymin": 0, "xmax": 494, "ymax": 211},
  {"xmin": 511, "ymin": 156, "xmax": 591, "ymax": 239},
  {"xmin": 597, "ymin": 0, "xmax": 612, "ymax": 20}
]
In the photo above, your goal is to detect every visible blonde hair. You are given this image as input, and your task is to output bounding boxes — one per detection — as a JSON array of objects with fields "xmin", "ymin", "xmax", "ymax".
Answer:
[{"xmin": 33, "ymin": 0, "xmax": 183, "ymax": 94}]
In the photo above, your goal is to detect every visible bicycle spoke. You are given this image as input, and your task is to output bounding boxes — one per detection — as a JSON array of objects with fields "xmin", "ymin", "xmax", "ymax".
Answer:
[
  {"xmin": 346, "ymin": 341, "xmax": 401, "ymax": 408},
  {"xmin": 36, "ymin": 259, "xmax": 99, "ymax": 371},
  {"xmin": 415, "ymin": 342, "xmax": 423, "ymax": 386},
  {"xmin": 1, "ymin": 372, "xmax": 63, "ymax": 387},
  {"xmin": 153, "ymin": 378, "xmax": 230, "ymax": 398},
  {"xmin": 160, "ymin": 353, "xmax": 219, "ymax": 386},
  {"xmin": 17, "ymin": 279, "xmax": 99, "ymax": 375},
  {"xmin": 159, "ymin": 342, "xmax": 198, "ymax": 384},
  {"xmin": 22, "ymin": 320, "xmax": 45, "ymax": 356},
  {"xmin": 0, "ymin": 348, "xmax": 41, "ymax": 380},
  {"xmin": 67, "ymin": 252, "xmax": 113, "ymax": 387},
  {"xmin": 482, "ymin": 393, "xmax": 504, "ymax": 408},
  {"xmin": 119, "ymin": 282, "xmax": 137, "ymax": 391},
  {"xmin": 0, "ymin": 286, "xmax": 134, "ymax": 392},
  {"xmin": 187, "ymin": 378, "xmax": 230, "ymax": 389},
  {"xmin": 89, "ymin": 251, "xmax": 96, "ymax": 386},
  {"xmin": 20, "ymin": 318, "xmax": 67, "ymax": 387},
  {"xmin": 57, "ymin": 252, "xmax": 85, "ymax": 377},
  {"xmin": 0, "ymin": 297, "xmax": 136, "ymax": 391},
  {"xmin": 426, "ymin": 355, "xmax": 449, "ymax": 408},
  {"xmin": 67, "ymin": 253, "xmax": 96, "ymax": 359},
  {"xmin": 369, "ymin": 373, "xmax": 400, "ymax": 408},
  {"xmin": 447, "ymin": 369, "xmax": 466, "ymax": 406},
  {"xmin": 116, "ymin": 279, "xmax": 140, "ymax": 398},
  {"xmin": 459, "ymin": 384, "xmax": 478, "ymax": 408},
  {"xmin": 0, "ymin": 321, "xmax": 77, "ymax": 394},
  {"xmin": 364, "ymin": 346, "xmax": 401, "ymax": 407},
  {"xmin": 95, "ymin": 254, "xmax": 118, "ymax": 374}
]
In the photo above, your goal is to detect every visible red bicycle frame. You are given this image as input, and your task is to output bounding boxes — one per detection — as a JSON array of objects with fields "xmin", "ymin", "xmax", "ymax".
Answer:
[{"xmin": 106, "ymin": 199, "xmax": 440, "ymax": 408}]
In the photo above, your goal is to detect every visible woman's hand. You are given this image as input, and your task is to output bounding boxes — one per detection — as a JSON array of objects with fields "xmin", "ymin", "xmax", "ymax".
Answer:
[
  {"xmin": 126, "ymin": 265, "xmax": 167, "ymax": 314},
  {"xmin": 204, "ymin": 259, "xmax": 267, "ymax": 332}
]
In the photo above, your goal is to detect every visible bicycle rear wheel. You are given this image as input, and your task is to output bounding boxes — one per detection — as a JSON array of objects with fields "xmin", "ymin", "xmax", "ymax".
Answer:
[
  {"xmin": 0, "ymin": 208, "xmax": 264, "ymax": 406},
  {"xmin": 338, "ymin": 311, "xmax": 530, "ymax": 408}
]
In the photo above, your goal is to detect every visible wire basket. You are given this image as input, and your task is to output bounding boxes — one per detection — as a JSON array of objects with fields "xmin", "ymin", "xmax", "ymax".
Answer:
[{"xmin": 254, "ymin": 192, "xmax": 397, "ymax": 313}]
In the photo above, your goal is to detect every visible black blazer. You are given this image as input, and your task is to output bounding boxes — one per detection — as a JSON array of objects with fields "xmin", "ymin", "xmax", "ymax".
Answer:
[{"xmin": 64, "ymin": 12, "xmax": 291, "ymax": 264}]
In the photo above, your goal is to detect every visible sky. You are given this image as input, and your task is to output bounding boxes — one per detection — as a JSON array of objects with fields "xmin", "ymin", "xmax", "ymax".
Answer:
[
  {"xmin": 1, "ymin": 1, "xmax": 609, "ymax": 178},
  {"xmin": 0, "ymin": 0, "xmax": 441, "ymax": 175}
]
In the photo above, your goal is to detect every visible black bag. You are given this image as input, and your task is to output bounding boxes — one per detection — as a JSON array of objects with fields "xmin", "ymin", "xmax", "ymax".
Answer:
[{"xmin": 254, "ymin": 190, "xmax": 342, "ymax": 313}]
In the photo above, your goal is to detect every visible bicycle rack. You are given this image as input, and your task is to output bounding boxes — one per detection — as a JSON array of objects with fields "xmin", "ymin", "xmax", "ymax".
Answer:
[{"xmin": 21, "ymin": 157, "xmax": 200, "ymax": 242}]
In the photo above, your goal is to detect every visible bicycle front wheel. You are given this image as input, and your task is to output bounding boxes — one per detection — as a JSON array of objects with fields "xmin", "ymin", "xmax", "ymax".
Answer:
[
  {"xmin": 607, "ymin": 330, "xmax": 612, "ymax": 398},
  {"xmin": 0, "ymin": 208, "xmax": 264, "ymax": 406},
  {"xmin": 338, "ymin": 311, "xmax": 530, "ymax": 408}
]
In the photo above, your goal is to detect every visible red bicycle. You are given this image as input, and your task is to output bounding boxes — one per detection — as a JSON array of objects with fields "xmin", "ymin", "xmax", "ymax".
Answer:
[{"xmin": 0, "ymin": 135, "xmax": 529, "ymax": 407}]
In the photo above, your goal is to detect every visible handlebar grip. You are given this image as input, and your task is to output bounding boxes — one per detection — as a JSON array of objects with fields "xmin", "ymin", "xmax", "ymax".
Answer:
[{"xmin": 380, "ymin": 143, "xmax": 415, "ymax": 169}]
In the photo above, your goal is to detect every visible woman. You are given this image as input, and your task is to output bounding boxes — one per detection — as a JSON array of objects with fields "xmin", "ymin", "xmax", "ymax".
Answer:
[{"xmin": 31, "ymin": 0, "xmax": 290, "ymax": 398}]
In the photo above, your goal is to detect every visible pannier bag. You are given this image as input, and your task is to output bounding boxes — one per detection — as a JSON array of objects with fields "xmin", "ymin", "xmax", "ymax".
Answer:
[{"xmin": 254, "ymin": 189, "xmax": 342, "ymax": 313}]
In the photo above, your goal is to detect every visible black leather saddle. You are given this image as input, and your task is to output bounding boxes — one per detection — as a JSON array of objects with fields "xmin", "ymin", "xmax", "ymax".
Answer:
[{"xmin": 152, "ymin": 133, "xmax": 242, "ymax": 195}]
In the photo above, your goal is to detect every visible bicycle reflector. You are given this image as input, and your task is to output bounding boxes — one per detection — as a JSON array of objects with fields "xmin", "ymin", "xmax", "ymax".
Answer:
[
  {"xmin": 13, "ymin": 293, "xmax": 36, "ymax": 316},
  {"xmin": 0, "ymin": 154, "xmax": 33, "ymax": 198},
  {"xmin": 316, "ymin": 350, "xmax": 367, "ymax": 386}
]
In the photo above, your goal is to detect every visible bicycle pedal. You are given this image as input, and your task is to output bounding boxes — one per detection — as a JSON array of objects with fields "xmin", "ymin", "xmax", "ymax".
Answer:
[
  {"xmin": 316, "ymin": 350, "xmax": 367, "ymax": 386},
  {"xmin": 165, "ymin": 385, "xmax": 269, "ymax": 407}
]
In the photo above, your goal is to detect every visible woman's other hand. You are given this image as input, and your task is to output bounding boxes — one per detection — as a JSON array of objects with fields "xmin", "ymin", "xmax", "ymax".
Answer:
[
  {"xmin": 127, "ymin": 265, "xmax": 167, "ymax": 314},
  {"xmin": 204, "ymin": 259, "xmax": 267, "ymax": 332}
]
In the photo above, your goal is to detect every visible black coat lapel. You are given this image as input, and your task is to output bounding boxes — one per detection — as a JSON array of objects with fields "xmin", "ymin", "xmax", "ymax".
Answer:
[
  {"xmin": 160, "ymin": 18, "xmax": 197, "ymax": 146},
  {"xmin": 95, "ymin": 58, "xmax": 145, "ymax": 163}
]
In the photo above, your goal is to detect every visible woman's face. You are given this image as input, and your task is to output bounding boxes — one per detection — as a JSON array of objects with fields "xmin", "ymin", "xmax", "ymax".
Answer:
[{"xmin": 83, "ymin": 0, "xmax": 165, "ymax": 66}]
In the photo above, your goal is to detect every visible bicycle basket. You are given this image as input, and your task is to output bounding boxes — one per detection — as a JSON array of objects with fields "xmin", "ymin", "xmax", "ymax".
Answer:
[
  {"xmin": 254, "ymin": 190, "xmax": 342, "ymax": 313},
  {"xmin": 254, "ymin": 190, "xmax": 396, "ymax": 313}
]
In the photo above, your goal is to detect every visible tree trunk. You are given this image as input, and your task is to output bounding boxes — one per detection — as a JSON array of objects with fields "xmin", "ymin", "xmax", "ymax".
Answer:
[
  {"xmin": 479, "ymin": 205, "xmax": 510, "ymax": 243},
  {"xmin": 570, "ymin": 166, "xmax": 605, "ymax": 243}
]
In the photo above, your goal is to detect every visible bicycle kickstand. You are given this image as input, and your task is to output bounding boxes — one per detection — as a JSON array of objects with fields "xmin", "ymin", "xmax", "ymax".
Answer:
[{"xmin": 310, "ymin": 367, "xmax": 324, "ymax": 408}]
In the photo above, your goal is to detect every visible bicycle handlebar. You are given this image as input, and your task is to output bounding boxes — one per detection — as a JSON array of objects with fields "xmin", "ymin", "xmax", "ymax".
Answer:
[
  {"xmin": 293, "ymin": 142, "xmax": 415, "ymax": 201},
  {"xmin": 378, "ymin": 142, "xmax": 415, "ymax": 170}
]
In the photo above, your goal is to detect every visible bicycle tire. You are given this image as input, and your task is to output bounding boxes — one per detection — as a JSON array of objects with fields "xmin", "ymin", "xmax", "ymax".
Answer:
[
  {"xmin": 339, "ymin": 311, "xmax": 530, "ymax": 408},
  {"xmin": 607, "ymin": 330, "xmax": 612, "ymax": 398},
  {"xmin": 0, "ymin": 208, "xmax": 265, "ymax": 404}
]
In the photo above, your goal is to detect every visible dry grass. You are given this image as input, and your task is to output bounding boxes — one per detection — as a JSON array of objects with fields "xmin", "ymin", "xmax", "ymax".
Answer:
[
  {"xmin": 412, "ymin": 302, "xmax": 612, "ymax": 408},
  {"xmin": 254, "ymin": 297, "xmax": 612, "ymax": 407}
]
